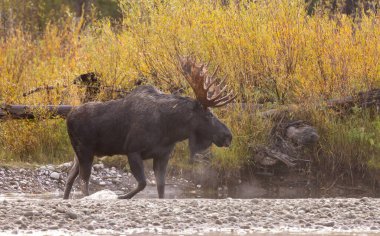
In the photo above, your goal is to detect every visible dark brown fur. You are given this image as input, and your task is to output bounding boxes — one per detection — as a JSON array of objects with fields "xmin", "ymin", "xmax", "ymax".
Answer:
[{"xmin": 63, "ymin": 85, "xmax": 232, "ymax": 199}]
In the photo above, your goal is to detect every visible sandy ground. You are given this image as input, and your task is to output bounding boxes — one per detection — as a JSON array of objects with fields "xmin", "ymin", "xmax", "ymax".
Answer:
[
  {"xmin": 1, "ymin": 164, "xmax": 380, "ymax": 235},
  {"xmin": 0, "ymin": 191, "xmax": 380, "ymax": 235}
]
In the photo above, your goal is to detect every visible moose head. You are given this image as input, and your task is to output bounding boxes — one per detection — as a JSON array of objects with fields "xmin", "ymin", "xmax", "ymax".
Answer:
[{"xmin": 179, "ymin": 57, "xmax": 236, "ymax": 161}]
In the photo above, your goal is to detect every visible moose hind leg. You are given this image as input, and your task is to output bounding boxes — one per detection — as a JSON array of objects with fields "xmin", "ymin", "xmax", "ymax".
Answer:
[
  {"xmin": 118, "ymin": 153, "xmax": 146, "ymax": 199},
  {"xmin": 77, "ymin": 150, "xmax": 94, "ymax": 197},
  {"xmin": 63, "ymin": 156, "xmax": 79, "ymax": 199}
]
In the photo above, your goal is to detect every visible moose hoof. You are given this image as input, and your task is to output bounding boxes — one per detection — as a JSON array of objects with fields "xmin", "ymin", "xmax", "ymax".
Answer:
[{"xmin": 118, "ymin": 194, "xmax": 133, "ymax": 199}]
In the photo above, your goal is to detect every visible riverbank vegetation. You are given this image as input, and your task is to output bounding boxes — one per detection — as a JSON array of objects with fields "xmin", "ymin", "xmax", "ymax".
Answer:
[{"xmin": 0, "ymin": 0, "xmax": 379, "ymax": 185}]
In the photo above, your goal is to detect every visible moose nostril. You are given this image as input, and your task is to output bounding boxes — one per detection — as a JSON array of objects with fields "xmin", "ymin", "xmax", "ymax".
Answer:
[{"xmin": 223, "ymin": 134, "xmax": 232, "ymax": 147}]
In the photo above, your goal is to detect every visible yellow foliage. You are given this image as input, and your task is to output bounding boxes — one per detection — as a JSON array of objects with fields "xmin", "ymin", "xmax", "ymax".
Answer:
[{"xmin": 0, "ymin": 0, "xmax": 379, "ymax": 165}]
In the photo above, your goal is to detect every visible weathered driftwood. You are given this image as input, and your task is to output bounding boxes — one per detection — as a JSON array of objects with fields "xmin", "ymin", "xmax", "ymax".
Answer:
[
  {"xmin": 22, "ymin": 72, "xmax": 130, "ymax": 103},
  {"xmin": 252, "ymin": 120, "xmax": 319, "ymax": 169},
  {"xmin": 253, "ymin": 89, "xmax": 378, "ymax": 168},
  {"xmin": 0, "ymin": 105, "xmax": 73, "ymax": 120},
  {"xmin": 22, "ymin": 85, "xmax": 67, "ymax": 97},
  {"xmin": 327, "ymin": 88, "xmax": 380, "ymax": 110},
  {"xmin": 253, "ymin": 147, "xmax": 296, "ymax": 167}
]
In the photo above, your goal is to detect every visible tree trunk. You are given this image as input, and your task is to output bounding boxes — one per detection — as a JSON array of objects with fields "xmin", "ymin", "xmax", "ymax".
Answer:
[
  {"xmin": 74, "ymin": 0, "xmax": 92, "ymax": 30},
  {"xmin": 75, "ymin": 0, "xmax": 91, "ymax": 18}
]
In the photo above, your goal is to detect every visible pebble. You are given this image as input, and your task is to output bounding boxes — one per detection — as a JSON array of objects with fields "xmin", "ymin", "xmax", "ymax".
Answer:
[
  {"xmin": 286, "ymin": 214, "xmax": 296, "ymax": 219},
  {"xmin": 320, "ymin": 221, "xmax": 335, "ymax": 227},
  {"xmin": 23, "ymin": 211, "xmax": 35, "ymax": 217},
  {"xmin": 48, "ymin": 225, "xmax": 59, "ymax": 230},
  {"xmin": 215, "ymin": 219, "xmax": 223, "ymax": 225},
  {"xmin": 66, "ymin": 211, "xmax": 78, "ymax": 219},
  {"xmin": 228, "ymin": 216, "xmax": 238, "ymax": 222},
  {"xmin": 50, "ymin": 172, "xmax": 61, "ymax": 180},
  {"xmin": 93, "ymin": 164, "xmax": 104, "ymax": 171}
]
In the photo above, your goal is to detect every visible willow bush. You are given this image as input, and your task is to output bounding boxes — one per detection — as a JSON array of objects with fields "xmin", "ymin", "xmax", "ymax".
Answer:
[{"xmin": 0, "ymin": 0, "xmax": 379, "ymax": 173}]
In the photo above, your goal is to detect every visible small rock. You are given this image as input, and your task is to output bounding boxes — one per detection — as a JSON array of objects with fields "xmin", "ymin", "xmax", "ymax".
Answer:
[
  {"xmin": 48, "ymin": 225, "xmax": 59, "ymax": 230},
  {"xmin": 56, "ymin": 207, "xmax": 67, "ymax": 213},
  {"xmin": 320, "ymin": 222, "xmax": 335, "ymax": 227},
  {"xmin": 47, "ymin": 165, "xmax": 55, "ymax": 171},
  {"xmin": 184, "ymin": 209, "xmax": 192, "ymax": 213},
  {"xmin": 57, "ymin": 162, "xmax": 72, "ymax": 172},
  {"xmin": 228, "ymin": 216, "xmax": 238, "ymax": 222},
  {"xmin": 286, "ymin": 214, "xmax": 296, "ymax": 219},
  {"xmin": 50, "ymin": 172, "xmax": 61, "ymax": 180},
  {"xmin": 23, "ymin": 211, "xmax": 35, "ymax": 217},
  {"xmin": 346, "ymin": 213, "xmax": 356, "ymax": 219},
  {"xmin": 93, "ymin": 163, "xmax": 104, "ymax": 171},
  {"xmin": 15, "ymin": 219, "xmax": 25, "ymax": 225},
  {"xmin": 66, "ymin": 211, "xmax": 78, "ymax": 219},
  {"xmin": 360, "ymin": 197, "xmax": 370, "ymax": 202},
  {"xmin": 251, "ymin": 199, "xmax": 259, "ymax": 204},
  {"xmin": 215, "ymin": 219, "xmax": 223, "ymax": 225}
]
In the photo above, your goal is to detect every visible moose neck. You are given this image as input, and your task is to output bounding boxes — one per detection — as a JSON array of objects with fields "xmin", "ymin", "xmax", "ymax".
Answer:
[{"xmin": 157, "ymin": 98, "xmax": 198, "ymax": 145}]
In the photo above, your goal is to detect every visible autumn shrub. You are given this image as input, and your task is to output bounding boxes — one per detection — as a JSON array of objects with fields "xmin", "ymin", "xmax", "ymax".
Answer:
[{"xmin": 0, "ymin": 0, "xmax": 379, "ymax": 174}]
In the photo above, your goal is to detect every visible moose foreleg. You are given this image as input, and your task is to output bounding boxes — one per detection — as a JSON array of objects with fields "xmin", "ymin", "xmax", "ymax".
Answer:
[
  {"xmin": 118, "ymin": 153, "xmax": 146, "ymax": 199},
  {"xmin": 153, "ymin": 155, "xmax": 170, "ymax": 198}
]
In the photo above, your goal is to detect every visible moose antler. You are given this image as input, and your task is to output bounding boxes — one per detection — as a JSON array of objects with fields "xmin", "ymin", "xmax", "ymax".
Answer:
[{"xmin": 179, "ymin": 56, "xmax": 236, "ymax": 108}]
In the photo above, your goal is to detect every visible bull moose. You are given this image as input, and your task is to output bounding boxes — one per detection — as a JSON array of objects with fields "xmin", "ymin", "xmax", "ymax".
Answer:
[{"xmin": 63, "ymin": 57, "xmax": 236, "ymax": 199}]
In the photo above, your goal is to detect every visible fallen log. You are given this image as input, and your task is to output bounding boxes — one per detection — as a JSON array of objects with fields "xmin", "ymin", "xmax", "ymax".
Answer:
[
  {"xmin": 252, "ymin": 120, "xmax": 318, "ymax": 168},
  {"xmin": 22, "ymin": 85, "xmax": 68, "ymax": 97},
  {"xmin": 253, "ymin": 147, "xmax": 297, "ymax": 167},
  {"xmin": 327, "ymin": 88, "xmax": 380, "ymax": 110},
  {"xmin": 0, "ymin": 105, "xmax": 73, "ymax": 120},
  {"xmin": 22, "ymin": 72, "xmax": 130, "ymax": 103}
]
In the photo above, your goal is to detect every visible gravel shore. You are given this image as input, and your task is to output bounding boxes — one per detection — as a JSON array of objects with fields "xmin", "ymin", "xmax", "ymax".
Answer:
[
  {"xmin": 1, "ymin": 164, "xmax": 380, "ymax": 235},
  {"xmin": 1, "ymin": 193, "xmax": 380, "ymax": 235}
]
